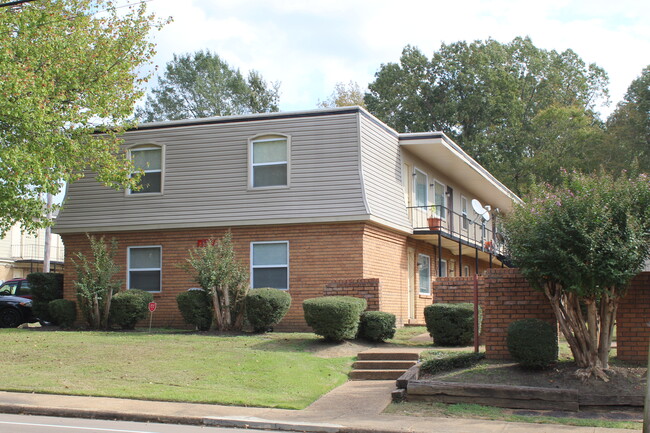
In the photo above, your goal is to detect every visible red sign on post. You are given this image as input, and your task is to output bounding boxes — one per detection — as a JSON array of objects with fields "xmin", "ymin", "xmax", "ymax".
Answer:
[{"xmin": 148, "ymin": 302, "xmax": 157, "ymax": 312}]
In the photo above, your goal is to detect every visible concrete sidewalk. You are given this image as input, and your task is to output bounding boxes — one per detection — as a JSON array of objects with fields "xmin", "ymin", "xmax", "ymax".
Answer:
[{"xmin": 0, "ymin": 382, "xmax": 635, "ymax": 433}]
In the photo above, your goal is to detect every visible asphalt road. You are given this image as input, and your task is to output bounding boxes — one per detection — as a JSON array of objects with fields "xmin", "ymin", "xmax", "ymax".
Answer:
[{"xmin": 0, "ymin": 414, "xmax": 273, "ymax": 433}]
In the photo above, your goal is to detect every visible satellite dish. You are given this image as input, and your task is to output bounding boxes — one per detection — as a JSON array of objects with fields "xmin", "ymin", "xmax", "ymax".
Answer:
[
  {"xmin": 495, "ymin": 232, "xmax": 505, "ymax": 243},
  {"xmin": 471, "ymin": 199, "xmax": 491, "ymax": 221}
]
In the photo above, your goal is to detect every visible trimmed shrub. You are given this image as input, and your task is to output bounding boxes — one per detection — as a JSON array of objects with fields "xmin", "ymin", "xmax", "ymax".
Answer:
[
  {"xmin": 27, "ymin": 272, "xmax": 64, "ymax": 322},
  {"xmin": 109, "ymin": 289, "xmax": 153, "ymax": 330},
  {"xmin": 507, "ymin": 318, "xmax": 558, "ymax": 369},
  {"xmin": 358, "ymin": 311, "xmax": 396, "ymax": 342},
  {"xmin": 303, "ymin": 296, "xmax": 367, "ymax": 342},
  {"xmin": 420, "ymin": 350, "xmax": 485, "ymax": 374},
  {"xmin": 176, "ymin": 289, "xmax": 212, "ymax": 331},
  {"xmin": 245, "ymin": 288, "xmax": 291, "ymax": 333},
  {"xmin": 48, "ymin": 299, "xmax": 77, "ymax": 328},
  {"xmin": 424, "ymin": 303, "xmax": 480, "ymax": 346}
]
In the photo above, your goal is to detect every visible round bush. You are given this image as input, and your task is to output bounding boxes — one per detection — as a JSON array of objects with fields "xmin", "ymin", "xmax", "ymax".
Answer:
[
  {"xmin": 358, "ymin": 311, "xmax": 396, "ymax": 342},
  {"xmin": 245, "ymin": 288, "xmax": 291, "ymax": 333},
  {"xmin": 303, "ymin": 296, "xmax": 367, "ymax": 342},
  {"xmin": 424, "ymin": 303, "xmax": 480, "ymax": 346},
  {"xmin": 507, "ymin": 318, "xmax": 558, "ymax": 369},
  {"xmin": 48, "ymin": 299, "xmax": 76, "ymax": 328},
  {"xmin": 109, "ymin": 289, "xmax": 153, "ymax": 330},
  {"xmin": 176, "ymin": 289, "xmax": 212, "ymax": 331}
]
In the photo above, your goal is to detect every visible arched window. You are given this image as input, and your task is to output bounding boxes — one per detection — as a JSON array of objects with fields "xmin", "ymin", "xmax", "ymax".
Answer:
[
  {"xmin": 128, "ymin": 144, "xmax": 164, "ymax": 194},
  {"xmin": 249, "ymin": 134, "xmax": 290, "ymax": 188}
]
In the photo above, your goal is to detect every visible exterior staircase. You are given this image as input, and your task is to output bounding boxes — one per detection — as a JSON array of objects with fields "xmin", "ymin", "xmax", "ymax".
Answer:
[{"xmin": 350, "ymin": 350, "xmax": 420, "ymax": 380}]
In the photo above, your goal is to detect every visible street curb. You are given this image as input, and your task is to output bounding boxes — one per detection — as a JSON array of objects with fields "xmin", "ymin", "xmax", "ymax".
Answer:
[
  {"xmin": 0, "ymin": 404, "xmax": 409, "ymax": 433},
  {"xmin": 204, "ymin": 416, "xmax": 343, "ymax": 432}
]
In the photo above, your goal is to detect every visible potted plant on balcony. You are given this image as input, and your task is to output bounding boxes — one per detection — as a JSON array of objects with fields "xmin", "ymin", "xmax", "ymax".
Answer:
[{"xmin": 427, "ymin": 206, "xmax": 442, "ymax": 230}]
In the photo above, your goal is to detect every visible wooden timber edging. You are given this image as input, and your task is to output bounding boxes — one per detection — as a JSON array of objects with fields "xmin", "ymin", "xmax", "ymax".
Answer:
[
  {"xmin": 406, "ymin": 380, "xmax": 579, "ymax": 411},
  {"xmin": 395, "ymin": 365, "xmax": 643, "ymax": 411}
]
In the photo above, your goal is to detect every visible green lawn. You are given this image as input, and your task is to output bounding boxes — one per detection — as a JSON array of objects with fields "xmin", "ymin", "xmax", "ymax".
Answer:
[
  {"xmin": 0, "ymin": 329, "xmax": 352, "ymax": 409},
  {"xmin": 385, "ymin": 401, "xmax": 640, "ymax": 430}
]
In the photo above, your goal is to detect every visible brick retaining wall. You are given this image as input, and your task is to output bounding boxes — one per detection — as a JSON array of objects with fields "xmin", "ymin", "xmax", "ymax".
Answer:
[
  {"xmin": 433, "ymin": 275, "xmax": 486, "ymax": 305},
  {"xmin": 617, "ymin": 272, "xmax": 650, "ymax": 362},
  {"xmin": 324, "ymin": 278, "xmax": 380, "ymax": 311},
  {"xmin": 481, "ymin": 268, "xmax": 556, "ymax": 360}
]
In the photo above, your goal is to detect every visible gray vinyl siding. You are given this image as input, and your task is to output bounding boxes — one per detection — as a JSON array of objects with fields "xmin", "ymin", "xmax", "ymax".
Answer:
[
  {"xmin": 55, "ymin": 112, "xmax": 369, "ymax": 232},
  {"xmin": 358, "ymin": 114, "xmax": 411, "ymax": 230}
]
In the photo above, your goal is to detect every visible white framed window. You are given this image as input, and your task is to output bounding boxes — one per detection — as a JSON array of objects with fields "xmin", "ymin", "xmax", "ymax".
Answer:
[
  {"xmin": 461, "ymin": 195, "xmax": 469, "ymax": 230},
  {"xmin": 433, "ymin": 180, "xmax": 446, "ymax": 219},
  {"xmin": 414, "ymin": 168, "xmax": 428, "ymax": 208},
  {"xmin": 418, "ymin": 254, "xmax": 431, "ymax": 295},
  {"xmin": 249, "ymin": 135, "xmax": 289, "ymax": 188},
  {"xmin": 439, "ymin": 259, "xmax": 448, "ymax": 277},
  {"xmin": 463, "ymin": 265, "xmax": 470, "ymax": 277},
  {"xmin": 127, "ymin": 246, "xmax": 162, "ymax": 292},
  {"xmin": 128, "ymin": 146, "xmax": 163, "ymax": 194},
  {"xmin": 251, "ymin": 241, "xmax": 289, "ymax": 290}
]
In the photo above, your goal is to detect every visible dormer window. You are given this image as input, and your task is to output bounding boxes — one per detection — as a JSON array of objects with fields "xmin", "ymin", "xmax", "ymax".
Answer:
[
  {"xmin": 249, "ymin": 135, "xmax": 289, "ymax": 188},
  {"xmin": 129, "ymin": 145, "xmax": 163, "ymax": 194}
]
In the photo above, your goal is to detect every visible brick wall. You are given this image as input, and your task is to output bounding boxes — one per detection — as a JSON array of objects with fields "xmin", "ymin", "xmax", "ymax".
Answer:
[
  {"xmin": 61, "ymin": 222, "xmax": 367, "ymax": 331},
  {"xmin": 360, "ymin": 224, "xmax": 497, "ymax": 326},
  {"xmin": 617, "ymin": 272, "xmax": 650, "ymax": 362},
  {"xmin": 324, "ymin": 278, "xmax": 380, "ymax": 311},
  {"xmin": 433, "ymin": 275, "xmax": 486, "ymax": 305},
  {"xmin": 361, "ymin": 225, "xmax": 408, "ymax": 323},
  {"xmin": 481, "ymin": 268, "xmax": 556, "ymax": 360}
]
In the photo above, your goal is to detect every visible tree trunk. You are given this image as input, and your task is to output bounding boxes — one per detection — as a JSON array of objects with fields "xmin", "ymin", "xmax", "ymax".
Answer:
[
  {"xmin": 91, "ymin": 294, "xmax": 100, "ymax": 329},
  {"xmin": 598, "ymin": 289, "xmax": 618, "ymax": 369},
  {"xmin": 544, "ymin": 282, "xmax": 609, "ymax": 380},
  {"xmin": 222, "ymin": 284, "xmax": 231, "ymax": 329},
  {"xmin": 101, "ymin": 289, "xmax": 113, "ymax": 330},
  {"xmin": 211, "ymin": 289, "xmax": 223, "ymax": 331}
]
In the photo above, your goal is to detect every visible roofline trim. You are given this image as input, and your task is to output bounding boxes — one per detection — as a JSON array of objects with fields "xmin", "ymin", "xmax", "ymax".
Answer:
[
  {"xmin": 127, "ymin": 107, "xmax": 362, "ymax": 132},
  {"xmin": 399, "ymin": 132, "xmax": 522, "ymax": 203}
]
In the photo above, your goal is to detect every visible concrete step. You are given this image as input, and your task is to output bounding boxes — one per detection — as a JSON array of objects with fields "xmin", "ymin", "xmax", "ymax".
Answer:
[
  {"xmin": 350, "ymin": 369, "xmax": 407, "ymax": 380},
  {"xmin": 353, "ymin": 360, "xmax": 417, "ymax": 370},
  {"xmin": 357, "ymin": 352, "xmax": 419, "ymax": 361}
]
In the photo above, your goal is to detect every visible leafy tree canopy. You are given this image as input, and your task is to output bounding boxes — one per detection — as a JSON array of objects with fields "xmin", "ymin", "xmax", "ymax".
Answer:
[
  {"xmin": 605, "ymin": 65, "xmax": 650, "ymax": 174},
  {"xmin": 318, "ymin": 81, "xmax": 366, "ymax": 108},
  {"xmin": 136, "ymin": 50, "xmax": 280, "ymax": 122},
  {"xmin": 0, "ymin": 0, "xmax": 166, "ymax": 235},
  {"xmin": 503, "ymin": 170, "xmax": 650, "ymax": 377},
  {"xmin": 365, "ymin": 37, "xmax": 609, "ymax": 195}
]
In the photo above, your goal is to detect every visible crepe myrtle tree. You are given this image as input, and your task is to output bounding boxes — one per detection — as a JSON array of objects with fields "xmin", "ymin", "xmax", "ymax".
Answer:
[
  {"xmin": 502, "ymin": 170, "xmax": 650, "ymax": 380},
  {"xmin": 181, "ymin": 231, "xmax": 249, "ymax": 331}
]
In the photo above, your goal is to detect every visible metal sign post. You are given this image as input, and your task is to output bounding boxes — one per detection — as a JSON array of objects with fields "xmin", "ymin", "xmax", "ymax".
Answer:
[{"xmin": 148, "ymin": 302, "xmax": 157, "ymax": 332}]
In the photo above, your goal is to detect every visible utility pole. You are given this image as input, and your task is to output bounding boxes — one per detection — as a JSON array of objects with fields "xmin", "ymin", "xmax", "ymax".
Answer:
[{"xmin": 43, "ymin": 193, "xmax": 52, "ymax": 273}]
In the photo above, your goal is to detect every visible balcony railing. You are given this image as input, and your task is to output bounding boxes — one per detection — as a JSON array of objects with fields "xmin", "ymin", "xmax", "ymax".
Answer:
[
  {"xmin": 11, "ymin": 242, "xmax": 64, "ymax": 262},
  {"xmin": 407, "ymin": 205, "xmax": 503, "ymax": 255}
]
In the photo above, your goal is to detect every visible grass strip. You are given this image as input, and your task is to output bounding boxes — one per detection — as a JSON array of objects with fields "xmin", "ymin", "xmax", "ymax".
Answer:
[
  {"xmin": 0, "ymin": 329, "xmax": 352, "ymax": 409},
  {"xmin": 420, "ymin": 350, "xmax": 485, "ymax": 374},
  {"xmin": 385, "ymin": 401, "xmax": 640, "ymax": 430}
]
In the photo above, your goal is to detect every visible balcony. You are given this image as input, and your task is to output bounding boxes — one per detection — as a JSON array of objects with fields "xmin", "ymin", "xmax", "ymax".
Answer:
[
  {"xmin": 11, "ymin": 242, "xmax": 64, "ymax": 263},
  {"xmin": 407, "ymin": 205, "xmax": 505, "ymax": 265}
]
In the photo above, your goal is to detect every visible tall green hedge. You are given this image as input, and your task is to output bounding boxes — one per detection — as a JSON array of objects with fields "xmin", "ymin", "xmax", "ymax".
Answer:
[
  {"xmin": 303, "ymin": 296, "xmax": 367, "ymax": 342},
  {"xmin": 27, "ymin": 272, "xmax": 63, "ymax": 322},
  {"xmin": 424, "ymin": 303, "xmax": 480, "ymax": 346}
]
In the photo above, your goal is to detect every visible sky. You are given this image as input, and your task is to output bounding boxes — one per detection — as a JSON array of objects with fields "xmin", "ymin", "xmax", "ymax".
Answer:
[{"xmin": 134, "ymin": 0, "xmax": 650, "ymax": 121}]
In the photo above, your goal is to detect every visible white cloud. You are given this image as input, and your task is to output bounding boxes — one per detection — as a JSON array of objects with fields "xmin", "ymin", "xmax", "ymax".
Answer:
[{"xmin": 137, "ymin": 0, "xmax": 649, "ymax": 117}]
